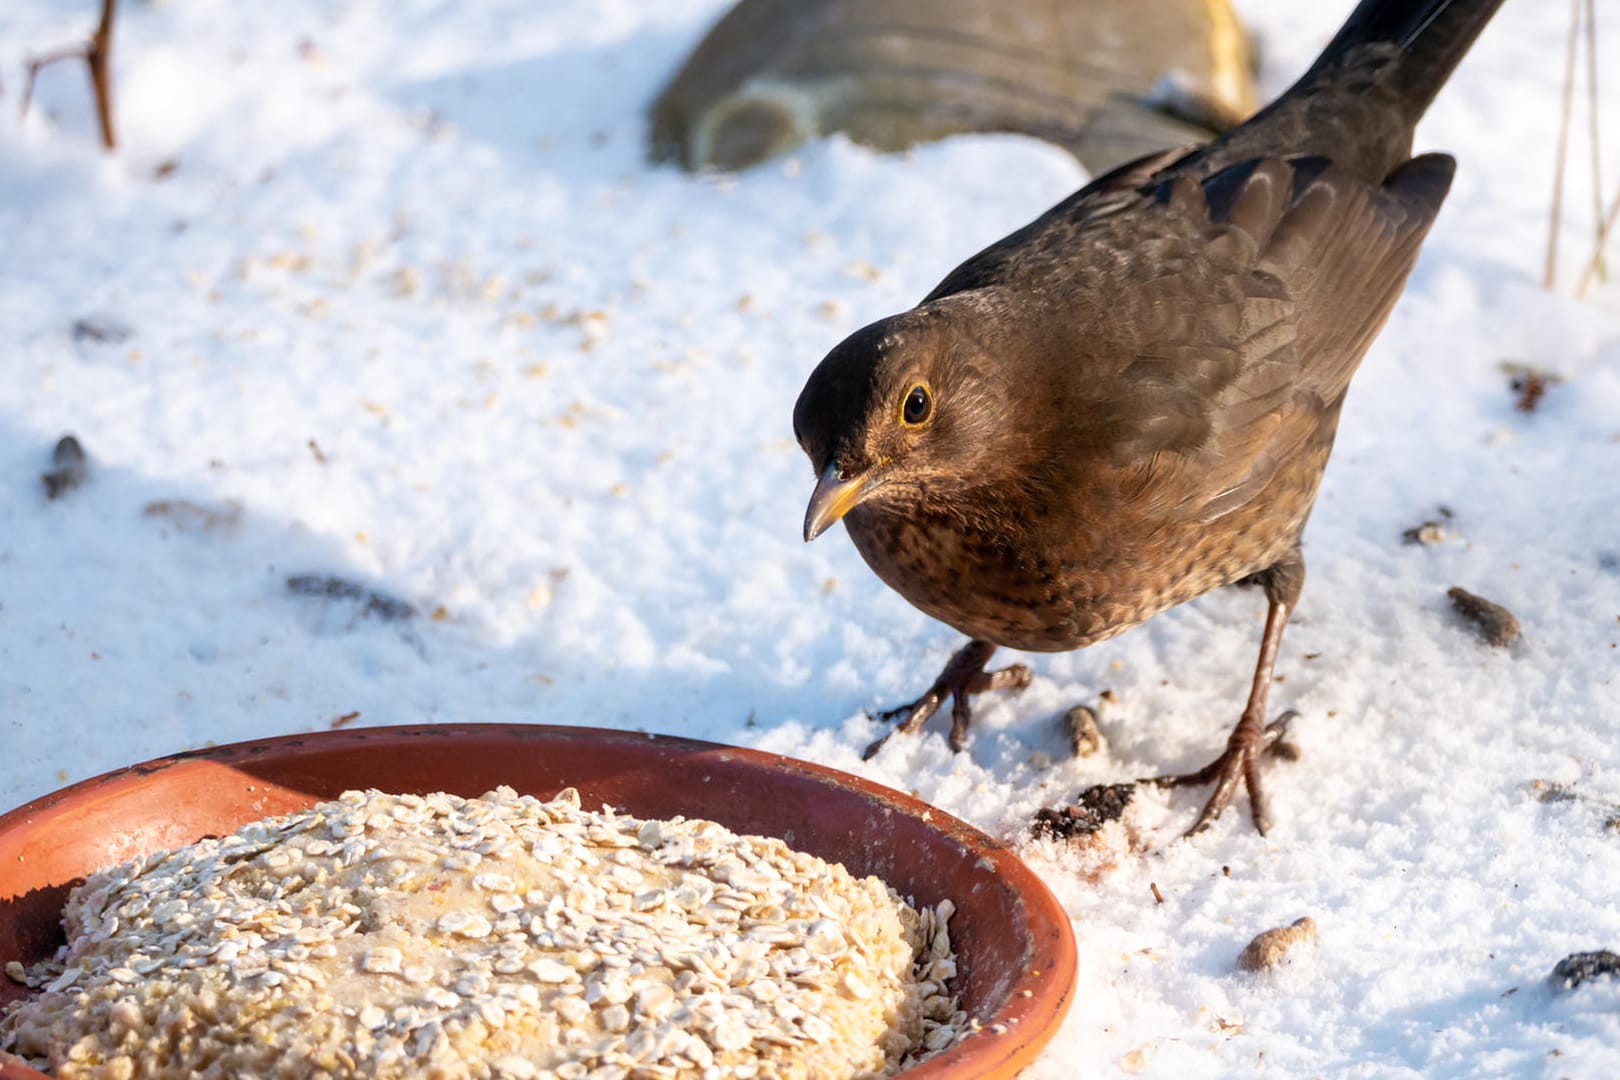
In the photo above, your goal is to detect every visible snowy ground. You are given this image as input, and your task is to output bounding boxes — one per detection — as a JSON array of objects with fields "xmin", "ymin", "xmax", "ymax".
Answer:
[{"xmin": 3, "ymin": 0, "xmax": 1619, "ymax": 1075}]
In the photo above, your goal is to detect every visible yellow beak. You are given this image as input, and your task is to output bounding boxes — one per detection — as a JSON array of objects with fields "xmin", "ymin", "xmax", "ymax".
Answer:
[{"xmin": 803, "ymin": 462, "xmax": 879, "ymax": 542}]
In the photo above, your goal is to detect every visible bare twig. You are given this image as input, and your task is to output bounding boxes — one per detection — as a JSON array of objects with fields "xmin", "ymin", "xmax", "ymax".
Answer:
[
  {"xmin": 19, "ymin": 0, "xmax": 119, "ymax": 150},
  {"xmin": 20, "ymin": 47, "xmax": 85, "ymax": 116},
  {"xmin": 1544, "ymin": 0, "xmax": 1582, "ymax": 289},
  {"xmin": 88, "ymin": 0, "xmax": 119, "ymax": 149}
]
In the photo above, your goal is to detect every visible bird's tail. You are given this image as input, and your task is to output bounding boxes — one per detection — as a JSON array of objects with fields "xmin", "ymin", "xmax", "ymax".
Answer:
[{"xmin": 1296, "ymin": 0, "xmax": 1506, "ymax": 124}]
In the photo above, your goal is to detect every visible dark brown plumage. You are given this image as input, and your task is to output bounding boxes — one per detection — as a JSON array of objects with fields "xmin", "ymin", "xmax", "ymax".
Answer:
[{"xmin": 792, "ymin": 0, "xmax": 1506, "ymax": 835}]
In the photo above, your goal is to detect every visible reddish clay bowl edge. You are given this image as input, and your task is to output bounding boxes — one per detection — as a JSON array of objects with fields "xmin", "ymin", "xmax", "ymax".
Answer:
[{"xmin": 0, "ymin": 724, "xmax": 1075, "ymax": 1079}]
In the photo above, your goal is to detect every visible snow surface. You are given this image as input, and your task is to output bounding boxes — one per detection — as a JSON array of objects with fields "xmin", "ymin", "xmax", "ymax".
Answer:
[{"xmin": 2, "ymin": 0, "xmax": 1619, "ymax": 1075}]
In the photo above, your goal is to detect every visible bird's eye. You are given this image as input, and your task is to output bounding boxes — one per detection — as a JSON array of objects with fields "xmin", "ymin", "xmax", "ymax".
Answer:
[{"xmin": 901, "ymin": 384, "xmax": 932, "ymax": 426}]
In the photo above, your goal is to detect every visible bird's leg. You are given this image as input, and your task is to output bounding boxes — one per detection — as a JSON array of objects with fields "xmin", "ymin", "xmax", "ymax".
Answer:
[
  {"xmin": 862, "ymin": 639, "xmax": 1031, "ymax": 760},
  {"xmin": 1148, "ymin": 548, "xmax": 1305, "ymax": 836}
]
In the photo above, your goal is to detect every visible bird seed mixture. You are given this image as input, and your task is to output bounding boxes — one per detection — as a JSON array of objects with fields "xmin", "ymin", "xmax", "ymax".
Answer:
[{"xmin": 0, "ymin": 787, "xmax": 970, "ymax": 1079}]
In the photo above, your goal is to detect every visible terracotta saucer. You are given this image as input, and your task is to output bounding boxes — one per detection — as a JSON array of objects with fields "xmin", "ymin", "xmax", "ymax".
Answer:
[{"xmin": 0, "ymin": 724, "xmax": 1074, "ymax": 1078}]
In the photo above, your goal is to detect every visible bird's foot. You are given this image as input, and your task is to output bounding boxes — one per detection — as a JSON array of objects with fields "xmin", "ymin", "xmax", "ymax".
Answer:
[
  {"xmin": 1145, "ymin": 710, "xmax": 1299, "ymax": 836},
  {"xmin": 862, "ymin": 640, "xmax": 1031, "ymax": 760}
]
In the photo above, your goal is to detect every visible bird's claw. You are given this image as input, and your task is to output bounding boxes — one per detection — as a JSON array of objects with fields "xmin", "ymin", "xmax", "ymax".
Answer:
[
  {"xmin": 861, "ymin": 690, "xmax": 946, "ymax": 759},
  {"xmin": 861, "ymin": 642, "xmax": 1031, "ymax": 759},
  {"xmin": 1145, "ymin": 710, "xmax": 1299, "ymax": 836},
  {"xmin": 862, "ymin": 686, "xmax": 973, "ymax": 760},
  {"xmin": 860, "ymin": 730, "xmax": 896, "ymax": 761},
  {"xmin": 871, "ymin": 692, "xmax": 946, "ymax": 732}
]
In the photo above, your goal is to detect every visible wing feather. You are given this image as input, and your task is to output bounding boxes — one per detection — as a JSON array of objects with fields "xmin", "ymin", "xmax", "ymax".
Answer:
[{"xmin": 969, "ymin": 151, "xmax": 1455, "ymax": 525}]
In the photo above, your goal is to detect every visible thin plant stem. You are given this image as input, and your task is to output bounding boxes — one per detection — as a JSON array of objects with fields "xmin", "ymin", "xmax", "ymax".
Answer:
[
  {"xmin": 1576, "ymin": 182, "xmax": 1620, "ymax": 297},
  {"xmin": 1544, "ymin": 0, "xmax": 1582, "ymax": 289},
  {"xmin": 18, "ymin": 0, "xmax": 118, "ymax": 150},
  {"xmin": 1582, "ymin": 0, "xmax": 1603, "ymax": 283}
]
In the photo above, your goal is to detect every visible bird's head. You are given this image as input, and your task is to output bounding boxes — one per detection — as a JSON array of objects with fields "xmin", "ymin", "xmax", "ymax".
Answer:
[{"xmin": 792, "ymin": 302, "xmax": 1012, "ymax": 542}]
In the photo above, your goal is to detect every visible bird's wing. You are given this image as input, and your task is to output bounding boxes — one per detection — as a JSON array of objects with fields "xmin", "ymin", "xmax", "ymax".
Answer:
[
  {"xmin": 1026, "ymin": 151, "xmax": 1453, "ymax": 524},
  {"xmin": 922, "ymin": 145, "xmax": 1195, "ymax": 303}
]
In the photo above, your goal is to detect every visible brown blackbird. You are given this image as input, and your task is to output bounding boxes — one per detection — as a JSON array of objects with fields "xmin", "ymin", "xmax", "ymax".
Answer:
[{"xmin": 792, "ymin": 0, "xmax": 1506, "ymax": 836}]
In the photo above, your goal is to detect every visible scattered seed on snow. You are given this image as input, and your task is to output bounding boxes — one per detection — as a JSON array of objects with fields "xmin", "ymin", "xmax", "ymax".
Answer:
[{"xmin": 1238, "ymin": 916, "xmax": 1319, "ymax": 972}]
